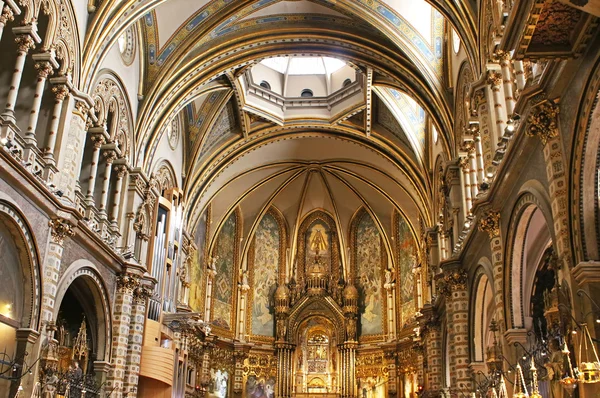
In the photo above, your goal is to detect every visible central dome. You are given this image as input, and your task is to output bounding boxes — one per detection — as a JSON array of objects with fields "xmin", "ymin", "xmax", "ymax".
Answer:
[{"xmin": 260, "ymin": 56, "xmax": 347, "ymax": 75}]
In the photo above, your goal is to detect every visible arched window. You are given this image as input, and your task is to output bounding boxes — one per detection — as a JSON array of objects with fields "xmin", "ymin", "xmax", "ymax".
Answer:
[
  {"xmin": 343, "ymin": 78, "xmax": 352, "ymax": 87},
  {"xmin": 301, "ymin": 89, "xmax": 314, "ymax": 98},
  {"xmin": 259, "ymin": 80, "xmax": 271, "ymax": 90}
]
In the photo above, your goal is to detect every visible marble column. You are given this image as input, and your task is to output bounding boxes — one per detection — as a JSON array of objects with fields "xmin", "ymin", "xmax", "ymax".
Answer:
[
  {"xmin": 110, "ymin": 165, "xmax": 127, "ymax": 229},
  {"xmin": 24, "ymin": 59, "xmax": 53, "ymax": 147},
  {"xmin": 98, "ymin": 149, "xmax": 117, "ymax": 217},
  {"xmin": 276, "ymin": 342, "xmax": 294, "ymax": 398},
  {"xmin": 497, "ymin": 52, "xmax": 516, "ymax": 116},
  {"xmin": 43, "ymin": 84, "xmax": 70, "ymax": 167},
  {"xmin": 487, "ymin": 71, "xmax": 507, "ymax": 142},
  {"xmin": 106, "ymin": 273, "xmax": 138, "ymax": 397},
  {"xmin": 424, "ymin": 322, "xmax": 443, "ymax": 395},
  {"xmin": 85, "ymin": 134, "xmax": 105, "ymax": 206},
  {"xmin": 2, "ymin": 34, "xmax": 35, "ymax": 121}
]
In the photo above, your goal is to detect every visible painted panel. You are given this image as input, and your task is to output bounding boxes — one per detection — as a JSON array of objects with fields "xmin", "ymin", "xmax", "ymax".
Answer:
[
  {"xmin": 355, "ymin": 213, "xmax": 383, "ymax": 335},
  {"xmin": 212, "ymin": 212, "xmax": 237, "ymax": 330},
  {"xmin": 251, "ymin": 213, "xmax": 279, "ymax": 336},
  {"xmin": 207, "ymin": 369, "xmax": 229, "ymax": 398},
  {"xmin": 246, "ymin": 375, "xmax": 275, "ymax": 398},
  {"xmin": 397, "ymin": 213, "xmax": 417, "ymax": 327},
  {"xmin": 189, "ymin": 211, "xmax": 207, "ymax": 313}
]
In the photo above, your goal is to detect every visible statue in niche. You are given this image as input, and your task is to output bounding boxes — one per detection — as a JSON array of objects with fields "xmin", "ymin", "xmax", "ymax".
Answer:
[
  {"xmin": 297, "ymin": 350, "xmax": 303, "ymax": 370},
  {"xmin": 277, "ymin": 319, "xmax": 287, "ymax": 341}
]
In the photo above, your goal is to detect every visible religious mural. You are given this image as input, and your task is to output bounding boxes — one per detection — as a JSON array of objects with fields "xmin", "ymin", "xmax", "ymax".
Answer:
[
  {"xmin": 251, "ymin": 212, "xmax": 280, "ymax": 337},
  {"xmin": 207, "ymin": 369, "xmax": 229, "ymax": 398},
  {"xmin": 355, "ymin": 211, "xmax": 383, "ymax": 336},
  {"xmin": 396, "ymin": 212, "xmax": 417, "ymax": 327},
  {"xmin": 212, "ymin": 212, "xmax": 237, "ymax": 330},
  {"xmin": 245, "ymin": 375, "xmax": 275, "ymax": 398},
  {"xmin": 189, "ymin": 210, "xmax": 207, "ymax": 313}
]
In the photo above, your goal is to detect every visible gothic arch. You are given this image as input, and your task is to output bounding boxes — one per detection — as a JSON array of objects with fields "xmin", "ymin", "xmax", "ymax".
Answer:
[
  {"xmin": 287, "ymin": 296, "xmax": 346, "ymax": 345},
  {"xmin": 152, "ymin": 158, "xmax": 178, "ymax": 195},
  {"xmin": 454, "ymin": 61, "xmax": 474, "ymax": 148},
  {"xmin": 54, "ymin": 260, "xmax": 112, "ymax": 362},
  {"xmin": 470, "ymin": 263, "xmax": 495, "ymax": 363},
  {"xmin": 0, "ymin": 199, "xmax": 42, "ymax": 330}
]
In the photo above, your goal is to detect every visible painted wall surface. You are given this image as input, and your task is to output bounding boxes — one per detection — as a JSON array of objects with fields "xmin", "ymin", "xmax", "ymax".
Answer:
[
  {"xmin": 397, "ymin": 213, "xmax": 417, "ymax": 327},
  {"xmin": 245, "ymin": 375, "xmax": 276, "ymax": 398},
  {"xmin": 211, "ymin": 212, "xmax": 237, "ymax": 330},
  {"xmin": 355, "ymin": 212, "xmax": 383, "ymax": 336},
  {"xmin": 189, "ymin": 211, "xmax": 207, "ymax": 313},
  {"xmin": 251, "ymin": 213, "xmax": 279, "ymax": 337}
]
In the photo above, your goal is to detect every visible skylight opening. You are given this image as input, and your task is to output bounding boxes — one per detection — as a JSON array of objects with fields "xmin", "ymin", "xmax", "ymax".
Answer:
[{"xmin": 260, "ymin": 56, "xmax": 346, "ymax": 76}]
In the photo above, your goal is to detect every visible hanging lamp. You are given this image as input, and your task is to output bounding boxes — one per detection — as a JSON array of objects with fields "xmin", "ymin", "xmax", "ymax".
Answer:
[
  {"xmin": 512, "ymin": 363, "xmax": 529, "ymax": 398},
  {"xmin": 577, "ymin": 323, "xmax": 600, "ymax": 383},
  {"xmin": 529, "ymin": 357, "xmax": 542, "ymax": 398}
]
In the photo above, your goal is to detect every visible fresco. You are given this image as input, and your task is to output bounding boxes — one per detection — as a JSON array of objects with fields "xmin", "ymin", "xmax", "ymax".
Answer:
[
  {"xmin": 212, "ymin": 212, "xmax": 237, "ymax": 330},
  {"xmin": 189, "ymin": 210, "xmax": 207, "ymax": 313},
  {"xmin": 397, "ymin": 212, "xmax": 417, "ymax": 327},
  {"xmin": 251, "ymin": 213, "xmax": 279, "ymax": 337},
  {"xmin": 305, "ymin": 220, "xmax": 331, "ymax": 273},
  {"xmin": 207, "ymin": 369, "xmax": 229, "ymax": 398},
  {"xmin": 245, "ymin": 375, "xmax": 275, "ymax": 398},
  {"xmin": 355, "ymin": 212, "xmax": 383, "ymax": 335}
]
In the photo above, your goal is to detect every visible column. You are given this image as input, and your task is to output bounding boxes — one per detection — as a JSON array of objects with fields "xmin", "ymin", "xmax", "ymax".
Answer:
[
  {"xmin": 497, "ymin": 51, "xmax": 516, "ymax": 116},
  {"xmin": 98, "ymin": 149, "xmax": 116, "ymax": 216},
  {"xmin": 24, "ymin": 60, "xmax": 53, "ymax": 146},
  {"xmin": 340, "ymin": 342, "xmax": 357, "ymax": 398},
  {"xmin": 424, "ymin": 322, "xmax": 443, "ymax": 395},
  {"xmin": 2, "ymin": 34, "xmax": 35, "ymax": 121},
  {"xmin": 473, "ymin": 131, "xmax": 485, "ymax": 184},
  {"xmin": 41, "ymin": 218, "xmax": 75, "ymax": 324},
  {"xmin": 478, "ymin": 211, "xmax": 506, "ymax": 331},
  {"xmin": 110, "ymin": 165, "xmax": 127, "ymax": 228},
  {"xmin": 459, "ymin": 157, "xmax": 472, "ymax": 214},
  {"xmin": 276, "ymin": 343, "xmax": 294, "ymax": 398},
  {"xmin": 106, "ymin": 273, "xmax": 139, "ymax": 397},
  {"xmin": 0, "ymin": 5, "xmax": 15, "ymax": 42},
  {"xmin": 487, "ymin": 71, "xmax": 507, "ymax": 142},
  {"xmin": 467, "ymin": 145, "xmax": 479, "ymax": 199},
  {"xmin": 204, "ymin": 260, "xmax": 217, "ymax": 322},
  {"xmin": 237, "ymin": 274, "xmax": 250, "ymax": 341},
  {"xmin": 85, "ymin": 134, "xmax": 105, "ymax": 205},
  {"xmin": 43, "ymin": 84, "xmax": 69, "ymax": 166},
  {"xmin": 513, "ymin": 60, "xmax": 527, "ymax": 91},
  {"xmin": 384, "ymin": 278, "xmax": 396, "ymax": 341},
  {"xmin": 444, "ymin": 269, "xmax": 472, "ymax": 392},
  {"xmin": 123, "ymin": 283, "xmax": 151, "ymax": 396}
]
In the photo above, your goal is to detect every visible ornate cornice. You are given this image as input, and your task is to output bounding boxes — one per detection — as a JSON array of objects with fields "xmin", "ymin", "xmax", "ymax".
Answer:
[{"xmin": 526, "ymin": 101, "xmax": 559, "ymax": 146}]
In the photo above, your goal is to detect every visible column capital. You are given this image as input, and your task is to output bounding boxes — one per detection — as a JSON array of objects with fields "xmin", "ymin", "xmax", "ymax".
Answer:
[
  {"xmin": 487, "ymin": 71, "xmax": 503, "ymax": 87},
  {"xmin": 572, "ymin": 261, "xmax": 600, "ymax": 284},
  {"xmin": 103, "ymin": 149, "xmax": 117, "ymax": 163},
  {"xmin": 14, "ymin": 34, "xmax": 35, "ymax": 53},
  {"xmin": 91, "ymin": 134, "xmax": 106, "ymax": 148},
  {"xmin": 0, "ymin": 5, "xmax": 15, "ymax": 25},
  {"xmin": 478, "ymin": 210, "xmax": 501, "ymax": 238},
  {"xmin": 116, "ymin": 272, "xmax": 140, "ymax": 293},
  {"xmin": 444, "ymin": 269, "xmax": 468, "ymax": 292},
  {"xmin": 492, "ymin": 50, "xmax": 511, "ymax": 63},
  {"xmin": 51, "ymin": 83, "xmax": 70, "ymax": 101},
  {"xmin": 48, "ymin": 217, "xmax": 75, "ymax": 245},
  {"xmin": 526, "ymin": 100, "xmax": 559, "ymax": 146},
  {"xmin": 133, "ymin": 285, "xmax": 152, "ymax": 303},
  {"xmin": 34, "ymin": 60, "xmax": 54, "ymax": 79},
  {"xmin": 115, "ymin": 164, "xmax": 128, "ymax": 178}
]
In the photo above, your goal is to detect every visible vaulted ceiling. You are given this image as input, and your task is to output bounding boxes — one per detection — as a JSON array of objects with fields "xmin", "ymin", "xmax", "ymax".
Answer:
[{"xmin": 83, "ymin": 0, "xmax": 477, "ymax": 249}]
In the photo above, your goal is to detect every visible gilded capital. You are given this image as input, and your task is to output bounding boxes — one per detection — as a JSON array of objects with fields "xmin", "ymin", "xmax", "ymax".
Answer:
[
  {"xmin": 487, "ymin": 71, "xmax": 503, "ymax": 87},
  {"xmin": 116, "ymin": 273, "xmax": 140, "ymax": 292},
  {"xmin": 444, "ymin": 269, "xmax": 468, "ymax": 292},
  {"xmin": 0, "ymin": 6, "xmax": 15, "ymax": 25},
  {"xmin": 51, "ymin": 84, "xmax": 70, "ymax": 101},
  {"xmin": 478, "ymin": 210, "xmax": 501, "ymax": 238},
  {"xmin": 49, "ymin": 218, "xmax": 75, "ymax": 245},
  {"xmin": 35, "ymin": 61, "xmax": 54, "ymax": 79},
  {"xmin": 133, "ymin": 285, "xmax": 152, "ymax": 303},
  {"xmin": 526, "ymin": 101, "xmax": 559, "ymax": 145},
  {"xmin": 103, "ymin": 149, "xmax": 117, "ymax": 163}
]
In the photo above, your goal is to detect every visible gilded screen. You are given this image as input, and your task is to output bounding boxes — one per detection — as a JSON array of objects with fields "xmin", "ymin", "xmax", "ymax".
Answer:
[
  {"xmin": 355, "ymin": 212, "xmax": 383, "ymax": 335},
  {"xmin": 212, "ymin": 212, "xmax": 237, "ymax": 330},
  {"xmin": 251, "ymin": 213, "xmax": 279, "ymax": 337},
  {"xmin": 397, "ymin": 213, "xmax": 417, "ymax": 327}
]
